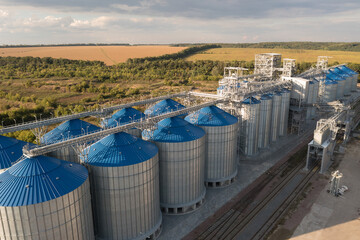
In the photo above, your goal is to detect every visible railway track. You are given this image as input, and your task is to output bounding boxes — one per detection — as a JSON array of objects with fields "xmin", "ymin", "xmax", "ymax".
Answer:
[{"xmin": 191, "ymin": 138, "xmax": 318, "ymax": 240}]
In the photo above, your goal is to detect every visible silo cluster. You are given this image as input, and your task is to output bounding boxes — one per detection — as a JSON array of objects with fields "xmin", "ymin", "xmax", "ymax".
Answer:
[
  {"xmin": 81, "ymin": 132, "xmax": 162, "ymax": 240},
  {"xmin": 101, "ymin": 107, "xmax": 145, "ymax": 137},
  {"xmin": 0, "ymin": 135, "xmax": 33, "ymax": 173},
  {"xmin": 41, "ymin": 119, "xmax": 100, "ymax": 163},
  {"xmin": 143, "ymin": 117, "xmax": 206, "ymax": 214},
  {"xmin": 0, "ymin": 155, "xmax": 94, "ymax": 240},
  {"xmin": 185, "ymin": 106, "xmax": 238, "ymax": 187},
  {"xmin": 319, "ymin": 78, "xmax": 338, "ymax": 102},
  {"xmin": 338, "ymin": 65, "xmax": 359, "ymax": 91}
]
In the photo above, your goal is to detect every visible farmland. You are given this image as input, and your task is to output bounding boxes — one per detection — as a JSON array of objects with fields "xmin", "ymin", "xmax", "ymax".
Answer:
[
  {"xmin": 187, "ymin": 48, "xmax": 360, "ymax": 64},
  {"xmin": 0, "ymin": 45, "xmax": 187, "ymax": 65}
]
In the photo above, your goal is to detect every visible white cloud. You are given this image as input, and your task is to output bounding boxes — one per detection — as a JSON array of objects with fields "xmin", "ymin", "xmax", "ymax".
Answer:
[{"xmin": 0, "ymin": 9, "xmax": 9, "ymax": 17}]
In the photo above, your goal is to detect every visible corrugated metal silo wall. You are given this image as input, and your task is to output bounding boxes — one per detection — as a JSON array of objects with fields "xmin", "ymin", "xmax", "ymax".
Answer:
[
  {"xmin": 258, "ymin": 98, "xmax": 272, "ymax": 149},
  {"xmin": 241, "ymin": 103, "xmax": 260, "ymax": 156},
  {"xmin": 336, "ymin": 80, "xmax": 345, "ymax": 99},
  {"xmin": 352, "ymin": 74, "xmax": 358, "ymax": 91},
  {"xmin": 311, "ymin": 81, "xmax": 319, "ymax": 116},
  {"xmin": 201, "ymin": 123, "xmax": 238, "ymax": 183},
  {"xmin": 88, "ymin": 155, "xmax": 162, "ymax": 240},
  {"xmin": 155, "ymin": 137, "xmax": 206, "ymax": 210},
  {"xmin": 306, "ymin": 83, "xmax": 314, "ymax": 120},
  {"xmin": 279, "ymin": 91, "xmax": 290, "ymax": 137},
  {"xmin": 270, "ymin": 94, "xmax": 281, "ymax": 143},
  {"xmin": 47, "ymin": 147, "xmax": 79, "ymax": 163},
  {"xmin": 343, "ymin": 76, "xmax": 351, "ymax": 95},
  {"xmin": 0, "ymin": 179, "xmax": 94, "ymax": 240}
]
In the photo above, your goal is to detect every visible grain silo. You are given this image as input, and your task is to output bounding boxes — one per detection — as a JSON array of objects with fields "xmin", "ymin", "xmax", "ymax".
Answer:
[
  {"xmin": 101, "ymin": 107, "xmax": 145, "ymax": 137},
  {"xmin": 306, "ymin": 81, "xmax": 314, "ymax": 119},
  {"xmin": 257, "ymin": 94, "xmax": 272, "ymax": 149},
  {"xmin": 311, "ymin": 79, "xmax": 319, "ymax": 117},
  {"xmin": 339, "ymin": 65, "xmax": 358, "ymax": 91},
  {"xmin": 144, "ymin": 99, "xmax": 186, "ymax": 117},
  {"xmin": 332, "ymin": 67, "xmax": 352, "ymax": 95},
  {"xmin": 81, "ymin": 132, "xmax": 162, "ymax": 240},
  {"xmin": 0, "ymin": 155, "xmax": 94, "ymax": 240},
  {"xmin": 269, "ymin": 91, "xmax": 282, "ymax": 143},
  {"xmin": 327, "ymin": 71, "xmax": 345, "ymax": 99},
  {"xmin": 241, "ymin": 97, "xmax": 260, "ymax": 155},
  {"xmin": 41, "ymin": 119, "xmax": 101, "ymax": 163},
  {"xmin": 279, "ymin": 88, "xmax": 290, "ymax": 137},
  {"xmin": 319, "ymin": 79, "xmax": 338, "ymax": 102},
  {"xmin": 185, "ymin": 105, "xmax": 238, "ymax": 187},
  {"xmin": 0, "ymin": 135, "xmax": 33, "ymax": 173},
  {"xmin": 142, "ymin": 117, "xmax": 206, "ymax": 214}
]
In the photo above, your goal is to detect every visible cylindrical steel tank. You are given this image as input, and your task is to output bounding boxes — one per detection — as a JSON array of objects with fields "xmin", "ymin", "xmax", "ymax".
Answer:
[
  {"xmin": 185, "ymin": 105, "xmax": 238, "ymax": 187},
  {"xmin": 0, "ymin": 155, "xmax": 94, "ymax": 240},
  {"xmin": 328, "ymin": 71, "xmax": 345, "ymax": 99},
  {"xmin": 311, "ymin": 79, "xmax": 319, "ymax": 117},
  {"xmin": 0, "ymin": 135, "xmax": 34, "ymax": 173},
  {"xmin": 269, "ymin": 92, "xmax": 282, "ymax": 143},
  {"xmin": 144, "ymin": 99, "xmax": 186, "ymax": 117},
  {"xmin": 81, "ymin": 132, "xmax": 162, "ymax": 240},
  {"xmin": 241, "ymin": 97, "xmax": 260, "ymax": 155},
  {"xmin": 41, "ymin": 119, "xmax": 101, "ymax": 163},
  {"xmin": 142, "ymin": 117, "xmax": 206, "ymax": 214},
  {"xmin": 257, "ymin": 94, "xmax": 272, "ymax": 149},
  {"xmin": 332, "ymin": 67, "xmax": 352, "ymax": 95},
  {"xmin": 306, "ymin": 81, "xmax": 314, "ymax": 119},
  {"xmin": 101, "ymin": 107, "xmax": 145, "ymax": 137},
  {"xmin": 339, "ymin": 65, "xmax": 359, "ymax": 91},
  {"xmin": 319, "ymin": 79, "xmax": 338, "ymax": 102},
  {"xmin": 279, "ymin": 88, "xmax": 290, "ymax": 137}
]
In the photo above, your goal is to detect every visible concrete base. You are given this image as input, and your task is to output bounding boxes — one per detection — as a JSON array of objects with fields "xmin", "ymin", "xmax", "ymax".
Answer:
[
  {"xmin": 161, "ymin": 198, "xmax": 205, "ymax": 215},
  {"xmin": 205, "ymin": 177, "xmax": 236, "ymax": 188}
]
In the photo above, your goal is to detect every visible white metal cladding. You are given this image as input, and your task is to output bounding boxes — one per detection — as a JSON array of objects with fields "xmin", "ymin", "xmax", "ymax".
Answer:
[
  {"xmin": 0, "ymin": 178, "xmax": 94, "ymax": 240},
  {"xmin": 47, "ymin": 147, "xmax": 79, "ymax": 163},
  {"xmin": 86, "ymin": 155, "xmax": 162, "ymax": 240},
  {"xmin": 200, "ymin": 123, "xmax": 238, "ymax": 183},
  {"xmin": 153, "ymin": 137, "xmax": 206, "ymax": 209},
  {"xmin": 336, "ymin": 80, "xmax": 345, "ymax": 99},
  {"xmin": 311, "ymin": 81, "xmax": 319, "ymax": 117},
  {"xmin": 270, "ymin": 94, "xmax": 281, "ymax": 143},
  {"xmin": 279, "ymin": 91, "xmax": 290, "ymax": 137},
  {"xmin": 241, "ymin": 103, "xmax": 260, "ymax": 155},
  {"xmin": 258, "ymin": 98, "xmax": 272, "ymax": 148}
]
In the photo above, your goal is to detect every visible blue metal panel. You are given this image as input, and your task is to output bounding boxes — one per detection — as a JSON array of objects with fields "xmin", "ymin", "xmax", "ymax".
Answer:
[
  {"xmin": 242, "ymin": 96, "xmax": 261, "ymax": 105},
  {"xmin": 339, "ymin": 65, "xmax": 358, "ymax": 75},
  {"xmin": 327, "ymin": 71, "xmax": 344, "ymax": 81},
  {"xmin": 102, "ymin": 107, "xmax": 145, "ymax": 128},
  {"xmin": 0, "ymin": 136, "xmax": 34, "ymax": 170},
  {"xmin": 331, "ymin": 67, "xmax": 351, "ymax": 78},
  {"xmin": 41, "ymin": 119, "xmax": 101, "ymax": 144},
  {"xmin": 82, "ymin": 132, "xmax": 158, "ymax": 167},
  {"xmin": 184, "ymin": 106, "xmax": 238, "ymax": 126},
  {"xmin": 144, "ymin": 99, "xmax": 186, "ymax": 117},
  {"xmin": 143, "ymin": 117, "xmax": 205, "ymax": 142},
  {"xmin": 0, "ymin": 155, "xmax": 88, "ymax": 206}
]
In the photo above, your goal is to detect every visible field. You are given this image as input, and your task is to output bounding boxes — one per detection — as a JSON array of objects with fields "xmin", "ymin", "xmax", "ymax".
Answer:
[
  {"xmin": 187, "ymin": 48, "xmax": 360, "ymax": 63},
  {"xmin": 0, "ymin": 45, "xmax": 187, "ymax": 65}
]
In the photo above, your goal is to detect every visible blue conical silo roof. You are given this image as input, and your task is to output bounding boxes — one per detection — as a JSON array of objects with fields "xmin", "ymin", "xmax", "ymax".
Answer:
[
  {"xmin": 0, "ymin": 135, "xmax": 34, "ymax": 170},
  {"xmin": 41, "ymin": 119, "xmax": 101, "ymax": 144},
  {"xmin": 143, "ymin": 117, "xmax": 205, "ymax": 143},
  {"xmin": 260, "ymin": 93, "xmax": 272, "ymax": 100},
  {"xmin": 82, "ymin": 132, "xmax": 158, "ymax": 167},
  {"xmin": 324, "ymin": 79, "xmax": 338, "ymax": 85},
  {"xmin": 331, "ymin": 67, "xmax": 351, "ymax": 78},
  {"xmin": 242, "ymin": 96, "xmax": 261, "ymax": 104},
  {"xmin": 0, "ymin": 155, "xmax": 88, "ymax": 206},
  {"xmin": 185, "ymin": 106, "xmax": 238, "ymax": 127},
  {"xmin": 144, "ymin": 99, "xmax": 186, "ymax": 117},
  {"xmin": 327, "ymin": 71, "xmax": 344, "ymax": 81},
  {"xmin": 102, "ymin": 107, "xmax": 145, "ymax": 128},
  {"xmin": 339, "ymin": 65, "xmax": 358, "ymax": 75}
]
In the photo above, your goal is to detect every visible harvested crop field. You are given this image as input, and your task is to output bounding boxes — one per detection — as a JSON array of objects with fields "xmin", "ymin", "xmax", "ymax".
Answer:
[
  {"xmin": 187, "ymin": 48, "xmax": 360, "ymax": 63},
  {"xmin": 0, "ymin": 45, "xmax": 187, "ymax": 65}
]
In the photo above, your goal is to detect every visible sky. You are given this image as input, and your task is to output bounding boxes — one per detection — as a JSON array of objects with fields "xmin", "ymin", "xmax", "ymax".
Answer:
[{"xmin": 0, "ymin": 0, "xmax": 359, "ymax": 45}]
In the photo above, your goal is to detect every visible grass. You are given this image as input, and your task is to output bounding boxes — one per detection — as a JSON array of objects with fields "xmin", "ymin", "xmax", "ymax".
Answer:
[{"xmin": 187, "ymin": 48, "xmax": 360, "ymax": 63}]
